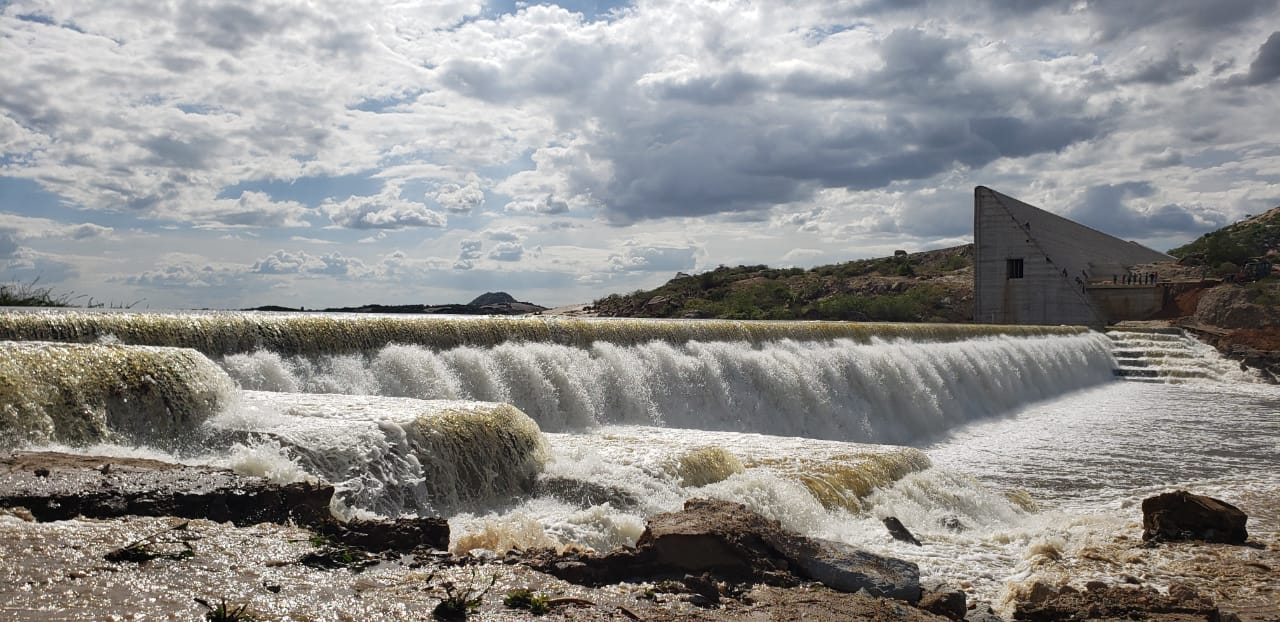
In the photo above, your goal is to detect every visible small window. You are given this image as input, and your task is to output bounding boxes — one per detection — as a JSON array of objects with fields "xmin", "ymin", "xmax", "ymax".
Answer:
[{"xmin": 1006, "ymin": 258, "xmax": 1024, "ymax": 279}]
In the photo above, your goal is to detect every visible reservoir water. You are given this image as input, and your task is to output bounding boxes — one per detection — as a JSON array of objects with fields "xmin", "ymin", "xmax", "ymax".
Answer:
[{"xmin": 1, "ymin": 310, "xmax": 1276, "ymax": 613}]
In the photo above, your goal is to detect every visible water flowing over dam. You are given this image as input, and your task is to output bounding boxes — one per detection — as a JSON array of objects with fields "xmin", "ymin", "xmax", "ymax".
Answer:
[
  {"xmin": 0, "ymin": 310, "xmax": 1115, "ymax": 517},
  {"xmin": 4, "ymin": 308, "xmax": 1276, "ymax": 608}
]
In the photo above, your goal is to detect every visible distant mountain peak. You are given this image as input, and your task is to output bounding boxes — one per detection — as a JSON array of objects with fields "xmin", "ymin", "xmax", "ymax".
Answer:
[{"xmin": 469, "ymin": 291, "xmax": 518, "ymax": 306}]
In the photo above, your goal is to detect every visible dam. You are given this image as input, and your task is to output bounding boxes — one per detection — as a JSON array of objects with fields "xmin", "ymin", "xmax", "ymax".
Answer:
[{"xmin": 1, "ymin": 309, "xmax": 1276, "ymax": 610}]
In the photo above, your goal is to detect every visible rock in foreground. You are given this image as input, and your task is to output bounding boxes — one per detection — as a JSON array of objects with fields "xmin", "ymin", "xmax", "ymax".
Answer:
[
  {"xmin": 532, "ymin": 497, "xmax": 922, "ymax": 603},
  {"xmin": 0, "ymin": 452, "xmax": 331, "ymax": 526},
  {"xmin": 1013, "ymin": 581, "xmax": 1225, "ymax": 621},
  {"xmin": 1142, "ymin": 490, "xmax": 1249, "ymax": 544},
  {"xmin": 0, "ymin": 451, "xmax": 448, "ymax": 552}
]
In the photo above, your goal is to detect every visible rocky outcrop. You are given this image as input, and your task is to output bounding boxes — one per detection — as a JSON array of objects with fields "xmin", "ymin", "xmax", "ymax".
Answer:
[
  {"xmin": 0, "ymin": 451, "xmax": 449, "ymax": 553},
  {"xmin": 1142, "ymin": 490, "xmax": 1249, "ymax": 544},
  {"xmin": 1012, "ymin": 581, "xmax": 1223, "ymax": 621},
  {"xmin": 0, "ymin": 452, "xmax": 332, "ymax": 526},
  {"xmin": 529, "ymin": 498, "xmax": 922, "ymax": 603},
  {"xmin": 1193, "ymin": 285, "xmax": 1280, "ymax": 330}
]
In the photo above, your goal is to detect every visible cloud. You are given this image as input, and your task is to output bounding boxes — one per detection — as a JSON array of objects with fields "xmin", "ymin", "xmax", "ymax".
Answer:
[
  {"xmin": 191, "ymin": 191, "xmax": 312, "ymax": 228},
  {"xmin": 250, "ymin": 249, "xmax": 368, "ymax": 277},
  {"xmin": 488, "ymin": 241, "xmax": 524, "ymax": 261},
  {"xmin": 0, "ymin": 230, "xmax": 20, "ymax": 259},
  {"xmin": 324, "ymin": 185, "xmax": 447, "ymax": 229},
  {"xmin": 608, "ymin": 244, "xmax": 699, "ymax": 273},
  {"xmin": 504, "ymin": 195, "xmax": 570, "ymax": 215},
  {"xmin": 1225, "ymin": 31, "xmax": 1280, "ymax": 86},
  {"xmin": 1068, "ymin": 182, "xmax": 1227, "ymax": 238},
  {"xmin": 125, "ymin": 261, "xmax": 241, "ymax": 289},
  {"xmin": 433, "ymin": 179, "xmax": 485, "ymax": 213},
  {"xmin": 454, "ymin": 239, "xmax": 482, "ymax": 270},
  {"xmin": 1121, "ymin": 52, "xmax": 1197, "ymax": 85},
  {"xmin": 781, "ymin": 248, "xmax": 826, "ymax": 265}
]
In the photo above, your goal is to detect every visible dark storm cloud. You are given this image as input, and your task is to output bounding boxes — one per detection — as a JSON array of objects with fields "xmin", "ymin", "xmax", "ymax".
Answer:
[
  {"xmin": 1225, "ymin": 31, "xmax": 1280, "ymax": 86},
  {"xmin": 1088, "ymin": 0, "xmax": 1278, "ymax": 41},
  {"xmin": 651, "ymin": 71, "xmax": 765, "ymax": 105},
  {"xmin": 590, "ymin": 25, "xmax": 1104, "ymax": 224},
  {"xmin": 969, "ymin": 117, "xmax": 1100, "ymax": 158},
  {"xmin": 595, "ymin": 109, "xmax": 1100, "ymax": 223},
  {"xmin": 1069, "ymin": 182, "xmax": 1224, "ymax": 238},
  {"xmin": 1122, "ymin": 52, "xmax": 1198, "ymax": 85}
]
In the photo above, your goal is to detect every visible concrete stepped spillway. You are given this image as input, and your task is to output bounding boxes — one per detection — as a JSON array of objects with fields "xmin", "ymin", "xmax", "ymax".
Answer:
[{"xmin": 1106, "ymin": 327, "xmax": 1231, "ymax": 383}]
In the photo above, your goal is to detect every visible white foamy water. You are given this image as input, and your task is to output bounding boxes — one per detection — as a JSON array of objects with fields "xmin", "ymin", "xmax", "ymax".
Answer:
[
  {"xmin": 2, "ymin": 313, "xmax": 1277, "ymax": 614},
  {"xmin": 219, "ymin": 332, "xmax": 1117, "ymax": 442}
]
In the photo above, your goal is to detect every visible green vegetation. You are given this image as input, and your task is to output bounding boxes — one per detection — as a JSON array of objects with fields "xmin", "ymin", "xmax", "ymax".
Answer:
[
  {"xmin": 1245, "ymin": 278, "xmax": 1280, "ymax": 306},
  {"xmin": 430, "ymin": 571, "xmax": 497, "ymax": 621},
  {"xmin": 0, "ymin": 278, "xmax": 78, "ymax": 307},
  {"xmin": 196, "ymin": 598, "xmax": 257, "ymax": 622},
  {"xmin": 1169, "ymin": 207, "xmax": 1280, "ymax": 266},
  {"xmin": 103, "ymin": 521, "xmax": 197, "ymax": 563},
  {"xmin": 591, "ymin": 246, "xmax": 974, "ymax": 322},
  {"xmin": 503, "ymin": 589, "xmax": 552, "ymax": 615},
  {"xmin": 1, "ymin": 276, "xmax": 143, "ymax": 308}
]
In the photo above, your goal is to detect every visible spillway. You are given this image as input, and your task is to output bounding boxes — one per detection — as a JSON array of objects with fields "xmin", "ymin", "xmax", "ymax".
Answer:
[{"xmin": 0, "ymin": 309, "xmax": 1118, "ymax": 519}]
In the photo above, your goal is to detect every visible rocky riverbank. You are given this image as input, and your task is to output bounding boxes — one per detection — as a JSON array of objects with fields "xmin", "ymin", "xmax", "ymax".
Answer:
[{"xmin": 2, "ymin": 452, "xmax": 1276, "ymax": 621}]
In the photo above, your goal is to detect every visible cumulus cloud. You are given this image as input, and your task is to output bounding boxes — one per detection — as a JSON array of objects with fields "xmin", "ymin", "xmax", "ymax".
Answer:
[
  {"xmin": 125, "ymin": 261, "xmax": 241, "ymax": 289},
  {"xmin": 323, "ymin": 185, "xmax": 447, "ymax": 229},
  {"xmin": 454, "ymin": 239, "xmax": 483, "ymax": 270},
  {"xmin": 433, "ymin": 179, "xmax": 485, "ymax": 213},
  {"xmin": 504, "ymin": 195, "xmax": 570, "ymax": 215},
  {"xmin": 191, "ymin": 191, "xmax": 312, "ymax": 228},
  {"xmin": 488, "ymin": 241, "xmax": 524, "ymax": 261},
  {"xmin": 607, "ymin": 244, "xmax": 699, "ymax": 273},
  {"xmin": 250, "ymin": 249, "xmax": 368, "ymax": 277}
]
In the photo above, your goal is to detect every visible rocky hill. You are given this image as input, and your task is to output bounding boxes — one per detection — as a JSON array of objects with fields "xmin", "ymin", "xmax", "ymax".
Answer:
[
  {"xmin": 248, "ymin": 292, "xmax": 547, "ymax": 315},
  {"xmin": 591, "ymin": 246, "xmax": 974, "ymax": 322},
  {"xmin": 1169, "ymin": 205, "xmax": 1280, "ymax": 268}
]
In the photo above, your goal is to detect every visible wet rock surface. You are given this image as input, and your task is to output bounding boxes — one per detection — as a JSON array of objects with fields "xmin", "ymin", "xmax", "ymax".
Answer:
[
  {"xmin": 0, "ymin": 451, "xmax": 449, "ymax": 554},
  {"xmin": 529, "ymin": 497, "xmax": 923, "ymax": 603},
  {"xmin": 1012, "ymin": 582, "xmax": 1223, "ymax": 621},
  {"xmin": 0, "ymin": 451, "xmax": 332, "ymax": 526},
  {"xmin": 1143, "ymin": 490, "xmax": 1250, "ymax": 544}
]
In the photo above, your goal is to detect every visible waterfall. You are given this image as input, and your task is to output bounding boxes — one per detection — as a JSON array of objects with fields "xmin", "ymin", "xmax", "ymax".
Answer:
[
  {"xmin": 0, "ymin": 341, "xmax": 233, "ymax": 448},
  {"xmin": 0, "ymin": 310, "xmax": 1119, "ymax": 518},
  {"xmin": 219, "ymin": 333, "xmax": 1117, "ymax": 443}
]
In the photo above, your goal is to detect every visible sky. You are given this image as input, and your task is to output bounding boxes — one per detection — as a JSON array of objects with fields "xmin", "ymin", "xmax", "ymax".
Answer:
[{"xmin": 1, "ymin": 0, "xmax": 1279, "ymax": 310}]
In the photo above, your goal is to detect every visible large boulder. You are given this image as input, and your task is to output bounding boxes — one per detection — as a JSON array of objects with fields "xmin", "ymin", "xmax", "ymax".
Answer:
[
  {"xmin": 533, "ymin": 498, "xmax": 922, "ymax": 603},
  {"xmin": 1141, "ymin": 490, "xmax": 1249, "ymax": 544}
]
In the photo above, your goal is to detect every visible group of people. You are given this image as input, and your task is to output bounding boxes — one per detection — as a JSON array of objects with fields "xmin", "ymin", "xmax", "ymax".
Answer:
[{"xmin": 1113, "ymin": 272, "xmax": 1158, "ymax": 285}]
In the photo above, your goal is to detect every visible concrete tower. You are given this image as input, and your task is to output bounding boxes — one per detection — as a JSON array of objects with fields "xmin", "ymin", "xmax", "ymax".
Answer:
[{"xmin": 973, "ymin": 186, "xmax": 1173, "ymax": 327}]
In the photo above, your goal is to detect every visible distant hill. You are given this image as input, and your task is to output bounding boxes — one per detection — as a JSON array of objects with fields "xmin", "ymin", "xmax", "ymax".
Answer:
[
  {"xmin": 246, "ymin": 291, "xmax": 547, "ymax": 315},
  {"xmin": 591, "ymin": 246, "xmax": 975, "ymax": 322},
  {"xmin": 469, "ymin": 292, "xmax": 517, "ymax": 306},
  {"xmin": 1169, "ymin": 206, "xmax": 1280, "ymax": 268}
]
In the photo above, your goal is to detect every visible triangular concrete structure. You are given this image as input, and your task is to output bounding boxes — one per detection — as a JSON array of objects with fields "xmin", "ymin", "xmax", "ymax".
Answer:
[{"xmin": 974, "ymin": 186, "xmax": 1173, "ymax": 326}]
